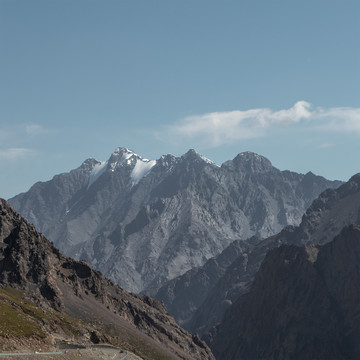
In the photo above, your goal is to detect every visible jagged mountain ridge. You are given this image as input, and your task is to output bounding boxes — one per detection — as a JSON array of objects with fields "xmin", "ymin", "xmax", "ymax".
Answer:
[
  {"xmin": 0, "ymin": 198, "xmax": 214, "ymax": 360},
  {"xmin": 210, "ymin": 224, "xmax": 360, "ymax": 360},
  {"xmin": 185, "ymin": 173, "xmax": 360, "ymax": 336},
  {"xmin": 9, "ymin": 147, "xmax": 342, "ymax": 293}
]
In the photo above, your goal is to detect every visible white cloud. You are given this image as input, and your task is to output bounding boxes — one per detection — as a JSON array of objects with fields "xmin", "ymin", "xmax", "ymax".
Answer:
[
  {"xmin": 25, "ymin": 124, "xmax": 48, "ymax": 135},
  {"xmin": 314, "ymin": 107, "xmax": 360, "ymax": 133},
  {"xmin": 165, "ymin": 101, "xmax": 360, "ymax": 147},
  {"xmin": 0, "ymin": 148, "xmax": 36, "ymax": 161},
  {"xmin": 269, "ymin": 101, "xmax": 312, "ymax": 124}
]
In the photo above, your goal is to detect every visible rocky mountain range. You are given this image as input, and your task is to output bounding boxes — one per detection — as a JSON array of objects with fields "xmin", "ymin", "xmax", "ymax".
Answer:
[
  {"xmin": 8, "ymin": 147, "xmax": 342, "ymax": 294},
  {"xmin": 0, "ymin": 198, "xmax": 214, "ymax": 360},
  {"xmin": 210, "ymin": 224, "xmax": 360, "ymax": 360},
  {"xmin": 158, "ymin": 173, "xmax": 360, "ymax": 337}
]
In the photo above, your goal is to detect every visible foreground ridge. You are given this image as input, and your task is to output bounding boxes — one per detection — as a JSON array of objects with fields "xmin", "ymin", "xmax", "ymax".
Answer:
[
  {"xmin": 0, "ymin": 199, "xmax": 214, "ymax": 360},
  {"xmin": 210, "ymin": 224, "xmax": 360, "ymax": 360}
]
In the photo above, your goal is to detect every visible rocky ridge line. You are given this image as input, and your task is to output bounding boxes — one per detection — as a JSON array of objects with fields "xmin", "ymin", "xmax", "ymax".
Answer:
[
  {"xmin": 0, "ymin": 199, "xmax": 214, "ymax": 360},
  {"xmin": 9, "ymin": 147, "xmax": 342, "ymax": 293}
]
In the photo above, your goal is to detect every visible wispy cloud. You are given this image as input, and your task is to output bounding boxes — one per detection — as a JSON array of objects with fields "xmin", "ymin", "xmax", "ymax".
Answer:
[
  {"xmin": 0, "ymin": 148, "xmax": 36, "ymax": 161},
  {"xmin": 25, "ymin": 124, "xmax": 49, "ymax": 135},
  {"xmin": 314, "ymin": 107, "xmax": 360, "ymax": 133},
  {"xmin": 163, "ymin": 101, "xmax": 360, "ymax": 147}
]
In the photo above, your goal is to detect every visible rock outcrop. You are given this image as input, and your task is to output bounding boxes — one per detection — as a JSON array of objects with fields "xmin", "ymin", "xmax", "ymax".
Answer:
[{"xmin": 0, "ymin": 199, "xmax": 214, "ymax": 360}]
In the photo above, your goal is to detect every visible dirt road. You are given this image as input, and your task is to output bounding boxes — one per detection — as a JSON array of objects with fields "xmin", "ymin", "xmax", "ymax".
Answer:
[{"xmin": 0, "ymin": 347, "xmax": 142, "ymax": 360}]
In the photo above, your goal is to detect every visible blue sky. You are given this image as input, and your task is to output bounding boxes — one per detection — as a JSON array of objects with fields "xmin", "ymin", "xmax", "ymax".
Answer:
[{"xmin": 0, "ymin": 0, "xmax": 359, "ymax": 199}]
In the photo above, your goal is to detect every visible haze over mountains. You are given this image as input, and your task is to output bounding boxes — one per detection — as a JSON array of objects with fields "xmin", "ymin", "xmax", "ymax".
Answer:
[{"xmin": 9, "ymin": 147, "xmax": 342, "ymax": 295}]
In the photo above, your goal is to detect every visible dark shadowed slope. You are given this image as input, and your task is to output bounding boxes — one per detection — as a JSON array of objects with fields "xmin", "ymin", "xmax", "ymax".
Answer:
[
  {"xmin": 154, "ymin": 237, "xmax": 258, "ymax": 327},
  {"xmin": 210, "ymin": 224, "xmax": 360, "ymax": 360}
]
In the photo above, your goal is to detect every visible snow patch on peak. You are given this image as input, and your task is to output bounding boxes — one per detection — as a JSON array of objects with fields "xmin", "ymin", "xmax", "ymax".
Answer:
[
  {"xmin": 110, "ymin": 147, "xmax": 143, "ymax": 165},
  {"xmin": 239, "ymin": 151, "xmax": 263, "ymax": 159},
  {"xmin": 88, "ymin": 161, "xmax": 108, "ymax": 189},
  {"xmin": 112, "ymin": 147, "xmax": 138, "ymax": 158},
  {"xmin": 81, "ymin": 158, "xmax": 100, "ymax": 171},
  {"xmin": 159, "ymin": 154, "xmax": 178, "ymax": 168},
  {"xmin": 182, "ymin": 149, "xmax": 217, "ymax": 166},
  {"xmin": 121, "ymin": 151, "xmax": 134, "ymax": 162},
  {"xmin": 199, "ymin": 154, "xmax": 216, "ymax": 166},
  {"xmin": 131, "ymin": 159, "xmax": 157, "ymax": 185},
  {"xmin": 113, "ymin": 146, "xmax": 132, "ymax": 154}
]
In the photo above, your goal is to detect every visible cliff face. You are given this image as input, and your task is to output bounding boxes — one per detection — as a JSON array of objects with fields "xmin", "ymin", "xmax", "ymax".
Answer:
[
  {"xmin": 210, "ymin": 224, "xmax": 360, "ymax": 360},
  {"xmin": 9, "ymin": 148, "xmax": 342, "ymax": 293},
  {"xmin": 0, "ymin": 199, "xmax": 214, "ymax": 360}
]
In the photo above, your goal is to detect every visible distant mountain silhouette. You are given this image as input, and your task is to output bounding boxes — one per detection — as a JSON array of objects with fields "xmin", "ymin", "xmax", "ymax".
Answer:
[{"xmin": 9, "ymin": 147, "xmax": 342, "ymax": 294}]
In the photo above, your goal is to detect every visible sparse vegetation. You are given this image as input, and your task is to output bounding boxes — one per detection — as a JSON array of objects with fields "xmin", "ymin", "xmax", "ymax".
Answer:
[
  {"xmin": 126, "ymin": 334, "xmax": 174, "ymax": 360},
  {"xmin": 0, "ymin": 199, "xmax": 214, "ymax": 359},
  {"xmin": 0, "ymin": 288, "xmax": 174, "ymax": 359},
  {"xmin": 102, "ymin": 323, "xmax": 174, "ymax": 360},
  {"xmin": 0, "ymin": 289, "xmax": 45, "ymax": 338},
  {"xmin": 0, "ymin": 288, "xmax": 82, "ymax": 339}
]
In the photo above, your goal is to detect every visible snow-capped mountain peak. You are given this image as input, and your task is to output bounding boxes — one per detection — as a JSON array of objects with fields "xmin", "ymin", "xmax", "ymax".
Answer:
[
  {"xmin": 112, "ymin": 146, "xmax": 135, "ymax": 156},
  {"xmin": 181, "ymin": 149, "xmax": 216, "ymax": 166},
  {"xmin": 87, "ymin": 147, "xmax": 157, "ymax": 188},
  {"xmin": 131, "ymin": 158, "xmax": 157, "ymax": 185},
  {"xmin": 88, "ymin": 160, "xmax": 108, "ymax": 188},
  {"xmin": 9, "ymin": 147, "xmax": 343, "ymax": 296},
  {"xmin": 110, "ymin": 147, "xmax": 140, "ymax": 164}
]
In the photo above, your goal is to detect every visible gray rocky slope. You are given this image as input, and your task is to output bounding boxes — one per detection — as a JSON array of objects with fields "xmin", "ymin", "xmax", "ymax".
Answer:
[
  {"xmin": 154, "ymin": 237, "xmax": 258, "ymax": 327},
  {"xmin": 186, "ymin": 173, "xmax": 360, "ymax": 336},
  {"xmin": 0, "ymin": 199, "xmax": 214, "ymax": 360},
  {"xmin": 9, "ymin": 147, "xmax": 342, "ymax": 293},
  {"xmin": 210, "ymin": 224, "xmax": 360, "ymax": 360}
]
